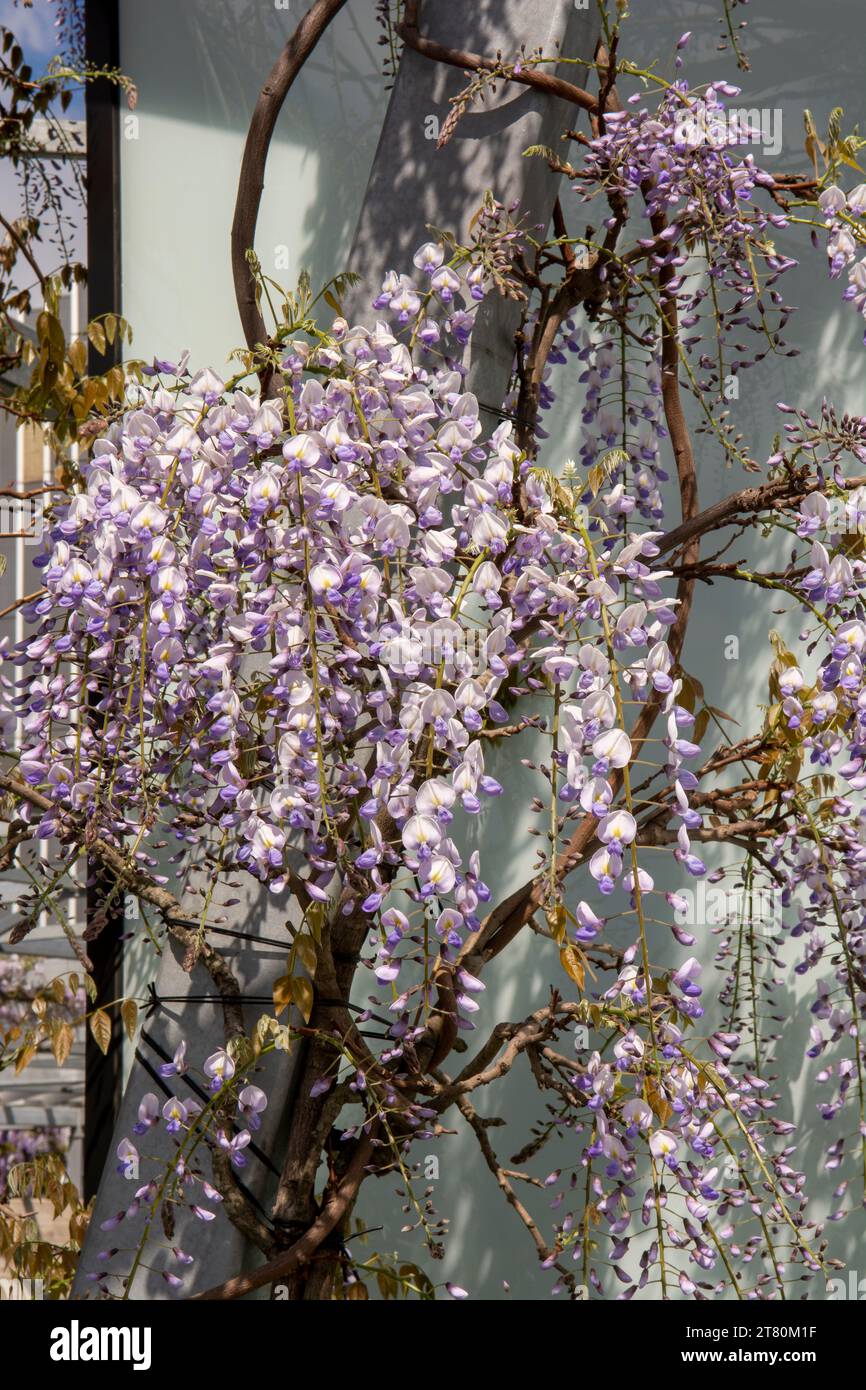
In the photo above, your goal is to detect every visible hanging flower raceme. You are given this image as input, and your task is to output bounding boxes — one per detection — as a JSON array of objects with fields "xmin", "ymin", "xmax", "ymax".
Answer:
[
  {"xmin": 0, "ymin": 226, "xmax": 822, "ymax": 1305},
  {"xmin": 85, "ymin": 1040, "xmax": 268, "ymax": 1295}
]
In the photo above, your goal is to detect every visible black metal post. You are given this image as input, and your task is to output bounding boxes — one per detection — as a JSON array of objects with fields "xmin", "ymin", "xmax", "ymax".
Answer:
[{"xmin": 82, "ymin": 0, "xmax": 124, "ymax": 1201}]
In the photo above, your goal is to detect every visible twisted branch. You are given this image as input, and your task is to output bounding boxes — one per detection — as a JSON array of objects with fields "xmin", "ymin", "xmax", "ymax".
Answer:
[{"xmin": 231, "ymin": 0, "xmax": 349, "ymax": 354}]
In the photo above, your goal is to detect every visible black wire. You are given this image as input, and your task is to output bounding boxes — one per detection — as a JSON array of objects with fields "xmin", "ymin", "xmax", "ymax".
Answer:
[
  {"xmin": 137, "ymin": 1027, "xmax": 281, "ymax": 1180},
  {"xmin": 145, "ymin": 981, "xmax": 386, "ymax": 1022},
  {"xmin": 194, "ymin": 923, "xmax": 296, "ymax": 951},
  {"xmin": 133, "ymin": 1043, "xmax": 275, "ymax": 1227},
  {"xmin": 478, "ymin": 399, "xmax": 521, "ymax": 423},
  {"xmin": 146, "ymin": 985, "xmax": 277, "ymax": 1014}
]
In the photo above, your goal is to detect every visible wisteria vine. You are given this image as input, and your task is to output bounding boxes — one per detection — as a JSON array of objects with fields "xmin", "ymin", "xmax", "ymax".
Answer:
[{"xmin": 2, "ymin": 16, "xmax": 866, "ymax": 1303}]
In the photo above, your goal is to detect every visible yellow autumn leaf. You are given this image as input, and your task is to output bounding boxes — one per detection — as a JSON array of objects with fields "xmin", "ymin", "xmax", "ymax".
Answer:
[
  {"xmin": 15, "ymin": 1042, "xmax": 37, "ymax": 1074},
  {"xmin": 121, "ymin": 999, "xmax": 139, "ymax": 1043},
  {"xmin": 560, "ymin": 945, "xmax": 586, "ymax": 993},
  {"xmin": 89, "ymin": 1008, "xmax": 112, "ymax": 1056},
  {"xmin": 52, "ymin": 1021, "xmax": 73, "ymax": 1068},
  {"xmin": 292, "ymin": 976, "xmax": 314, "ymax": 1024},
  {"xmin": 273, "ymin": 973, "xmax": 293, "ymax": 1017},
  {"xmin": 295, "ymin": 933, "xmax": 317, "ymax": 974}
]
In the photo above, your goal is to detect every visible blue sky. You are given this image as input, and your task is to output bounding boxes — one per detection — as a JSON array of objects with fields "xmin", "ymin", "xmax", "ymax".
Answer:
[
  {"xmin": 1, "ymin": 0, "xmax": 86, "ymax": 278},
  {"xmin": 1, "ymin": 0, "xmax": 61, "ymax": 67},
  {"xmin": 1, "ymin": 0, "xmax": 84, "ymax": 108}
]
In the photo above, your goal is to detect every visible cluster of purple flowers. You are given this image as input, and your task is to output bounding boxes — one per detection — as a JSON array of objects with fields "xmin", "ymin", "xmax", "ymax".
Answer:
[
  {"xmin": 1, "ymin": 239, "xmax": 706, "ymax": 1041},
  {"xmin": 88, "ymin": 1040, "xmax": 268, "ymax": 1293},
  {"xmin": 818, "ymin": 181, "xmax": 866, "ymax": 342},
  {"xmin": 7, "ymin": 68, "xmax": 857, "ymax": 1300},
  {"xmin": 578, "ymin": 78, "xmax": 797, "ymax": 398}
]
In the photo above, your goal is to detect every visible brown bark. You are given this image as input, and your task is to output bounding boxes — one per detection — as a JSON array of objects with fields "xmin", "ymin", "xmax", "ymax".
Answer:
[
  {"xmin": 231, "ymin": 0, "xmax": 349, "ymax": 354},
  {"xmin": 397, "ymin": 6, "xmax": 598, "ymax": 116}
]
